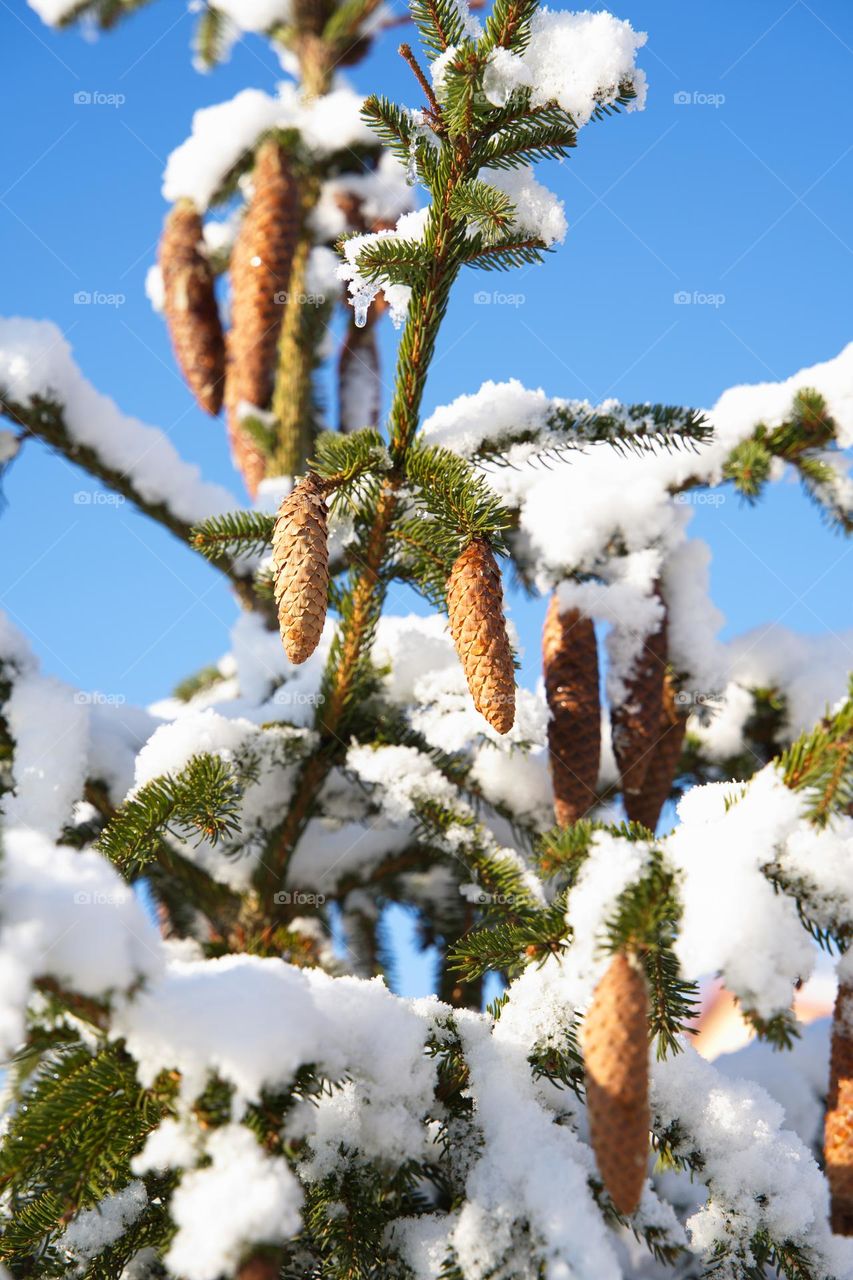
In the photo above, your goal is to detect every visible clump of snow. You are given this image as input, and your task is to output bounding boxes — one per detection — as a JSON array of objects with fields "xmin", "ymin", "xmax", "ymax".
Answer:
[
  {"xmin": 667, "ymin": 769, "xmax": 815, "ymax": 1019},
  {"xmin": 652, "ymin": 1044, "xmax": 853, "ymax": 1277},
  {"xmin": 487, "ymin": 166, "xmax": 567, "ymax": 246},
  {"xmin": 60, "ymin": 1183, "xmax": 147, "ymax": 1262},
  {"xmin": 521, "ymin": 10, "xmax": 647, "ymax": 126},
  {"xmin": 132, "ymin": 1118, "xmax": 202, "ymax": 1175},
  {"xmin": 212, "ymin": 0, "xmax": 291, "ymax": 33},
  {"xmin": 2, "ymin": 668, "xmax": 89, "ymax": 838},
  {"xmin": 0, "ymin": 319, "xmax": 236, "ymax": 524},
  {"xmin": 338, "ymin": 207, "xmax": 429, "ymax": 328},
  {"xmin": 0, "ymin": 827, "xmax": 162, "ymax": 1054},
  {"xmin": 165, "ymin": 1124, "xmax": 303, "ymax": 1280},
  {"xmin": 163, "ymin": 84, "xmax": 375, "ymax": 210}
]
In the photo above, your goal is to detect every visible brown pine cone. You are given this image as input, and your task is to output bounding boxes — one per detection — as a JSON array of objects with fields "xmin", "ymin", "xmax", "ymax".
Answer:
[
  {"xmin": 623, "ymin": 671, "xmax": 687, "ymax": 833},
  {"xmin": 542, "ymin": 594, "xmax": 600, "ymax": 826},
  {"xmin": 227, "ymin": 138, "xmax": 299, "ymax": 415},
  {"xmin": 610, "ymin": 586, "xmax": 668, "ymax": 798},
  {"xmin": 582, "ymin": 952, "xmax": 650, "ymax": 1216},
  {"xmin": 159, "ymin": 199, "xmax": 225, "ymax": 415},
  {"xmin": 825, "ymin": 980, "xmax": 853, "ymax": 1235},
  {"xmin": 272, "ymin": 472, "xmax": 329, "ymax": 664},
  {"xmin": 447, "ymin": 537, "xmax": 515, "ymax": 734}
]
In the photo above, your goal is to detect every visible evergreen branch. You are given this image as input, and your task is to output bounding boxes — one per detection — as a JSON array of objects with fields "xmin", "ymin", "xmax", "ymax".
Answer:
[
  {"xmin": 778, "ymin": 681, "xmax": 853, "ymax": 825},
  {"xmin": 344, "ymin": 230, "xmax": 433, "ymax": 286},
  {"xmin": 361, "ymin": 94, "xmax": 415, "ymax": 161},
  {"xmin": 479, "ymin": 0, "xmax": 538, "ymax": 53},
  {"xmin": 448, "ymin": 177, "xmax": 517, "ymax": 242},
  {"xmin": 96, "ymin": 752, "xmax": 243, "ymax": 875},
  {"xmin": 409, "ymin": 0, "xmax": 470, "ymax": 57},
  {"xmin": 477, "ymin": 104, "xmax": 577, "ymax": 169},
  {"xmin": 189, "ymin": 509, "xmax": 276, "ymax": 561},
  {"xmin": 1, "ymin": 391, "xmax": 268, "ymax": 614},
  {"xmin": 461, "ymin": 231, "xmax": 549, "ymax": 271},
  {"xmin": 405, "ymin": 440, "xmax": 512, "ymax": 542}
]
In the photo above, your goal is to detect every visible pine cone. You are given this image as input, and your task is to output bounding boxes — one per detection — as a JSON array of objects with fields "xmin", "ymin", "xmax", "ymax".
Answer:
[
  {"xmin": 610, "ymin": 586, "xmax": 668, "ymax": 798},
  {"xmin": 542, "ymin": 594, "xmax": 600, "ymax": 826},
  {"xmin": 582, "ymin": 952, "xmax": 650, "ymax": 1216},
  {"xmin": 159, "ymin": 199, "xmax": 225, "ymax": 415},
  {"xmin": 227, "ymin": 138, "xmax": 299, "ymax": 414},
  {"xmin": 623, "ymin": 671, "xmax": 687, "ymax": 833},
  {"xmin": 272, "ymin": 472, "xmax": 329, "ymax": 664},
  {"xmin": 826, "ymin": 980, "xmax": 853, "ymax": 1235},
  {"xmin": 447, "ymin": 538, "xmax": 515, "ymax": 734}
]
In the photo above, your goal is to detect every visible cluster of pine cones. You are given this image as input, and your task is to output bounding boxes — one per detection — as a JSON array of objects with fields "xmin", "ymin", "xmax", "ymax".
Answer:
[
  {"xmin": 543, "ymin": 583, "xmax": 686, "ymax": 834},
  {"xmin": 159, "ymin": 138, "xmax": 300, "ymax": 497}
]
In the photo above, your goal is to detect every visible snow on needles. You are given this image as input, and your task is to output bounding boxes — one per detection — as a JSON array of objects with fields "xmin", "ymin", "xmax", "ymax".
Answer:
[
  {"xmin": 163, "ymin": 84, "xmax": 375, "ymax": 210},
  {"xmin": 0, "ymin": 319, "xmax": 237, "ymax": 524}
]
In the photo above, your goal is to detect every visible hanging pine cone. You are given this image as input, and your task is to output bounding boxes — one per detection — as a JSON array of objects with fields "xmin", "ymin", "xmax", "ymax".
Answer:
[
  {"xmin": 227, "ymin": 138, "xmax": 299, "ymax": 415},
  {"xmin": 623, "ymin": 671, "xmax": 687, "ymax": 833},
  {"xmin": 542, "ymin": 594, "xmax": 600, "ymax": 826},
  {"xmin": 272, "ymin": 472, "xmax": 329, "ymax": 664},
  {"xmin": 610, "ymin": 586, "xmax": 668, "ymax": 799},
  {"xmin": 582, "ymin": 952, "xmax": 650, "ymax": 1216},
  {"xmin": 159, "ymin": 199, "xmax": 225, "ymax": 415},
  {"xmin": 447, "ymin": 537, "xmax": 515, "ymax": 734},
  {"xmin": 825, "ymin": 979, "xmax": 853, "ymax": 1235}
]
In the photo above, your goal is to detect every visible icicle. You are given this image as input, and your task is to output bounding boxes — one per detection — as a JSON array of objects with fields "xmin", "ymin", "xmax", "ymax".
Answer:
[
  {"xmin": 354, "ymin": 299, "xmax": 369, "ymax": 329},
  {"xmin": 406, "ymin": 138, "xmax": 418, "ymax": 187}
]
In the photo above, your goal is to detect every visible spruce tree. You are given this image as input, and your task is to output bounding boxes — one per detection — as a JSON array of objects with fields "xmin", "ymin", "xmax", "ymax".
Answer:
[{"xmin": 0, "ymin": 2, "xmax": 852, "ymax": 1279}]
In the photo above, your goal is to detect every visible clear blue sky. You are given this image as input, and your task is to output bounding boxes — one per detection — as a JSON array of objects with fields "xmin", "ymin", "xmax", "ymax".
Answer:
[{"xmin": 2, "ymin": 0, "xmax": 851, "ymax": 704}]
